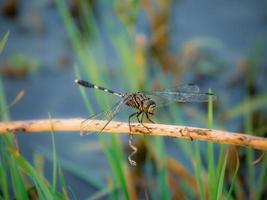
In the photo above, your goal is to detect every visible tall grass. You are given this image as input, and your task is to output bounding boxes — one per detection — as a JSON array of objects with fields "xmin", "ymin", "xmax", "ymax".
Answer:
[
  {"xmin": 1, "ymin": 1, "xmax": 267, "ymax": 199},
  {"xmin": 0, "ymin": 32, "xmax": 68, "ymax": 199},
  {"xmin": 55, "ymin": 0, "xmax": 172, "ymax": 199},
  {"xmin": 55, "ymin": 1, "xmax": 267, "ymax": 199},
  {"xmin": 55, "ymin": 1, "xmax": 132, "ymax": 199}
]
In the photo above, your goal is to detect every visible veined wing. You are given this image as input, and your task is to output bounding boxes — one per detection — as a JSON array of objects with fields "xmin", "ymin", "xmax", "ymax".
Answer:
[
  {"xmin": 141, "ymin": 84, "xmax": 201, "ymax": 108},
  {"xmin": 80, "ymin": 100, "xmax": 125, "ymax": 135},
  {"xmin": 143, "ymin": 90, "xmax": 216, "ymax": 108},
  {"xmin": 164, "ymin": 84, "xmax": 200, "ymax": 93}
]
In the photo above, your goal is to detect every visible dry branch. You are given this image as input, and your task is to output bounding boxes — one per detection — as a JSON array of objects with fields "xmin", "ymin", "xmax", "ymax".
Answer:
[{"xmin": 0, "ymin": 118, "xmax": 267, "ymax": 151}]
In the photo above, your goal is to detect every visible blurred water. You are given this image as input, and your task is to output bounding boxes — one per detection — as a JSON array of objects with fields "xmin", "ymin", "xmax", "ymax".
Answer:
[{"xmin": 1, "ymin": 0, "xmax": 267, "ymax": 198}]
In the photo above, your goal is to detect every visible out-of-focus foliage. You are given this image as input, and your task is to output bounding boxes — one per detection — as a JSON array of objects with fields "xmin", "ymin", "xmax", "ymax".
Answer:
[
  {"xmin": 0, "ymin": 33, "xmax": 69, "ymax": 200},
  {"xmin": 0, "ymin": 53, "xmax": 38, "ymax": 79},
  {"xmin": 1, "ymin": 0, "xmax": 267, "ymax": 199}
]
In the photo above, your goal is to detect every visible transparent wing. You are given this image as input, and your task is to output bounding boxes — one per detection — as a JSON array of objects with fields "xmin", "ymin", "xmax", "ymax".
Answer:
[
  {"xmin": 143, "ymin": 89, "xmax": 216, "ymax": 108},
  {"xmin": 164, "ymin": 84, "xmax": 200, "ymax": 93},
  {"xmin": 80, "ymin": 99, "xmax": 125, "ymax": 135}
]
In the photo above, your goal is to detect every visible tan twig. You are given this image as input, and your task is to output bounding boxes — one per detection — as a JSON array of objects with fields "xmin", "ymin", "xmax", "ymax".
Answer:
[{"xmin": 0, "ymin": 118, "xmax": 267, "ymax": 151}]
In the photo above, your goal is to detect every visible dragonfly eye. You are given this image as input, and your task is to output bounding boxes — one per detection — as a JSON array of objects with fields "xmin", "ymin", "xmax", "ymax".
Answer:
[{"xmin": 145, "ymin": 100, "xmax": 156, "ymax": 114}]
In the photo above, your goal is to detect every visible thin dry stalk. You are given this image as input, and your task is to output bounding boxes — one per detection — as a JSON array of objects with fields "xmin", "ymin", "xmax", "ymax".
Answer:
[{"xmin": 0, "ymin": 118, "xmax": 267, "ymax": 151}]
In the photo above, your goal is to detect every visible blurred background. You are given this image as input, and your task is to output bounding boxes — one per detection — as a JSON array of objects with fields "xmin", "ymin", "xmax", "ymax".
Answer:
[{"xmin": 0, "ymin": 0, "xmax": 267, "ymax": 199}]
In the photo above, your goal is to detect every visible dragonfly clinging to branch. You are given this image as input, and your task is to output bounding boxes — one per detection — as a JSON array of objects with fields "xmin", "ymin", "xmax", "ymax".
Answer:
[{"xmin": 75, "ymin": 79, "xmax": 216, "ymax": 166}]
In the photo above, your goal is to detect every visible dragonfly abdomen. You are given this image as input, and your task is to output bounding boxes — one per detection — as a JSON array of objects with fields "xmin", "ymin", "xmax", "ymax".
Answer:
[{"xmin": 75, "ymin": 80, "xmax": 122, "ymax": 97}]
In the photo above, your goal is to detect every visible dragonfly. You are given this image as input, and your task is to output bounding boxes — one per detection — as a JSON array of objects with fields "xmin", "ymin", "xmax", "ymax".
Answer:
[{"xmin": 75, "ymin": 79, "xmax": 216, "ymax": 165}]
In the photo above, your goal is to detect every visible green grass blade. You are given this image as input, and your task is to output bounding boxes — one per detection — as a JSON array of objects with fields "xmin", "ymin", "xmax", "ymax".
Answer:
[
  {"xmin": 0, "ymin": 79, "xmax": 9, "ymax": 122},
  {"xmin": 226, "ymin": 151, "xmax": 240, "ymax": 200},
  {"xmin": 87, "ymin": 186, "xmax": 115, "ymax": 200},
  {"xmin": 245, "ymin": 148, "xmax": 254, "ymax": 197},
  {"xmin": 216, "ymin": 151, "xmax": 228, "ymax": 200},
  {"xmin": 207, "ymin": 89, "xmax": 216, "ymax": 199},
  {"xmin": 79, "ymin": 1, "xmax": 100, "ymax": 40},
  {"xmin": 226, "ymin": 94, "xmax": 267, "ymax": 119},
  {"xmin": 193, "ymin": 142, "xmax": 205, "ymax": 200},
  {"xmin": 207, "ymin": 88, "xmax": 214, "ymax": 129},
  {"xmin": 0, "ymin": 78, "xmax": 15, "ymax": 147},
  {"xmin": 13, "ymin": 153, "xmax": 54, "ymax": 199},
  {"xmin": 37, "ymin": 145, "xmax": 105, "ymax": 189},
  {"xmin": 0, "ymin": 153, "xmax": 10, "ymax": 200},
  {"xmin": 9, "ymin": 156, "xmax": 29, "ymax": 200},
  {"xmin": 56, "ymin": 0, "xmax": 100, "ymax": 78},
  {"xmin": 55, "ymin": 0, "xmax": 84, "ymax": 64},
  {"xmin": 102, "ymin": 136, "xmax": 130, "ymax": 200},
  {"xmin": 58, "ymin": 167, "xmax": 69, "ymax": 199},
  {"xmin": 154, "ymin": 138, "xmax": 170, "ymax": 200},
  {"xmin": 0, "ymin": 78, "xmax": 28, "ymax": 199},
  {"xmin": 0, "ymin": 31, "xmax": 9, "ymax": 54},
  {"xmin": 244, "ymin": 96, "xmax": 255, "ymax": 198},
  {"xmin": 48, "ymin": 113, "xmax": 58, "ymax": 194},
  {"xmin": 110, "ymin": 136, "xmax": 129, "ymax": 199},
  {"xmin": 33, "ymin": 153, "xmax": 45, "ymax": 178},
  {"xmin": 255, "ymin": 154, "xmax": 267, "ymax": 200}
]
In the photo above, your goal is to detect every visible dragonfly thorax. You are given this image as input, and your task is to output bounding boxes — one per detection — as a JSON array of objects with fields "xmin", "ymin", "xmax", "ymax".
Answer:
[{"xmin": 123, "ymin": 93, "xmax": 156, "ymax": 115}]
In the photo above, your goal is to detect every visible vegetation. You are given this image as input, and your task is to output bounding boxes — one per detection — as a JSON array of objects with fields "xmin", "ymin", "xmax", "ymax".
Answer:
[{"xmin": 1, "ymin": 1, "xmax": 267, "ymax": 199}]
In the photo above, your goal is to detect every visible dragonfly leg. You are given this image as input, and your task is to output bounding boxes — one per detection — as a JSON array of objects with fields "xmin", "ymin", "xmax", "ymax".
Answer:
[
  {"xmin": 128, "ymin": 111, "xmax": 140, "ymax": 167},
  {"xmin": 145, "ymin": 112, "xmax": 155, "ymax": 124},
  {"xmin": 128, "ymin": 111, "xmax": 139, "ymax": 133},
  {"xmin": 139, "ymin": 112, "xmax": 152, "ymax": 133},
  {"xmin": 136, "ymin": 112, "xmax": 142, "ymax": 123},
  {"xmin": 128, "ymin": 133, "xmax": 137, "ymax": 167}
]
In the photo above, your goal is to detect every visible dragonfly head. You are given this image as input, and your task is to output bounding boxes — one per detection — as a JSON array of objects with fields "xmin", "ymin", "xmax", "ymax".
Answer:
[{"xmin": 144, "ymin": 99, "xmax": 156, "ymax": 115}]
